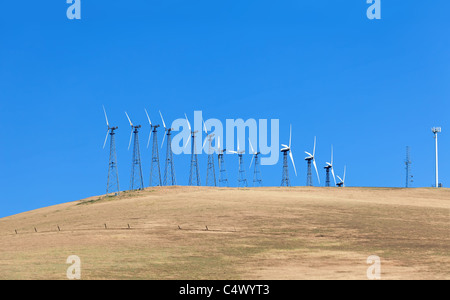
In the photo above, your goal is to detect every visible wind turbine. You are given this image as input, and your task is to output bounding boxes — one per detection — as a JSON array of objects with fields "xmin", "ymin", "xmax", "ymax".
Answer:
[
  {"xmin": 185, "ymin": 113, "xmax": 200, "ymax": 186},
  {"xmin": 125, "ymin": 112, "xmax": 144, "ymax": 190},
  {"xmin": 281, "ymin": 125, "xmax": 297, "ymax": 187},
  {"xmin": 203, "ymin": 118, "xmax": 217, "ymax": 187},
  {"xmin": 102, "ymin": 106, "xmax": 120, "ymax": 195},
  {"xmin": 249, "ymin": 139, "xmax": 262, "ymax": 186},
  {"xmin": 229, "ymin": 140, "xmax": 248, "ymax": 187},
  {"xmin": 336, "ymin": 166, "xmax": 346, "ymax": 187},
  {"xmin": 305, "ymin": 137, "xmax": 320, "ymax": 186},
  {"xmin": 324, "ymin": 145, "xmax": 336, "ymax": 187},
  {"xmin": 145, "ymin": 108, "xmax": 161, "ymax": 187},
  {"xmin": 217, "ymin": 136, "xmax": 229, "ymax": 187},
  {"xmin": 159, "ymin": 110, "xmax": 176, "ymax": 186}
]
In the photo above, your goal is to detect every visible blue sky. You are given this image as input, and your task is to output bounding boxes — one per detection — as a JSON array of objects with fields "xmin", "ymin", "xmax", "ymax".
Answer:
[{"xmin": 0, "ymin": 1, "xmax": 449, "ymax": 218}]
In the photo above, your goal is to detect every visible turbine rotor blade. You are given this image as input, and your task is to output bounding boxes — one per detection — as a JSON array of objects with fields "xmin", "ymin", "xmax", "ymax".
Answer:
[
  {"xmin": 250, "ymin": 154, "xmax": 255, "ymax": 168},
  {"xmin": 331, "ymin": 145, "xmax": 333, "ymax": 165},
  {"xmin": 202, "ymin": 118, "xmax": 207, "ymax": 134},
  {"xmin": 313, "ymin": 159, "xmax": 320, "ymax": 184},
  {"xmin": 305, "ymin": 151, "xmax": 313, "ymax": 157},
  {"xmin": 184, "ymin": 133, "xmax": 191, "ymax": 149},
  {"xmin": 161, "ymin": 132, "xmax": 166, "ymax": 149},
  {"xmin": 147, "ymin": 130, "xmax": 152, "ymax": 149},
  {"xmin": 128, "ymin": 128, "xmax": 133, "ymax": 150},
  {"xmin": 159, "ymin": 110, "xmax": 166, "ymax": 129},
  {"xmin": 184, "ymin": 113, "xmax": 191, "ymax": 131},
  {"xmin": 249, "ymin": 139, "xmax": 255, "ymax": 154},
  {"xmin": 125, "ymin": 112, "xmax": 133, "ymax": 127},
  {"xmin": 103, "ymin": 129, "xmax": 110, "ymax": 149},
  {"xmin": 331, "ymin": 167, "xmax": 336, "ymax": 186},
  {"xmin": 313, "ymin": 136, "xmax": 316, "ymax": 157},
  {"xmin": 103, "ymin": 105, "xmax": 109, "ymax": 127},
  {"xmin": 289, "ymin": 150, "xmax": 297, "ymax": 176},
  {"xmin": 144, "ymin": 108, "xmax": 152, "ymax": 126}
]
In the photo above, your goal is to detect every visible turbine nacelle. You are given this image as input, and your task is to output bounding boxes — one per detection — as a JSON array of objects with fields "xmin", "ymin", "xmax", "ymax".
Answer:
[{"xmin": 125, "ymin": 112, "xmax": 141, "ymax": 150}]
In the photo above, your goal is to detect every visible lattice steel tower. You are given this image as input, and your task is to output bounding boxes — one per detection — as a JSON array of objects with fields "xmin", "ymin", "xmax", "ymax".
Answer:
[
  {"xmin": 324, "ymin": 164, "xmax": 331, "ymax": 187},
  {"xmin": 185, "ymin": 114, "xmax": 201, "ymax": 186},
  {"xmin": 249, "ymin": 139, "xmax": 262, "ymax": 187},
  {"xmin": 103, "ymin": 106, "xmax": 120, "ymax": 195},
  {"xmin": 145, "ymin": 109, "xmax": 162, "ymax": 187},
  {"xmin": 281, "ymin": 150, "xmax": 290, "ymax": 187},
  {"xmin": 304, "ymin": 137, "xmax": 320, "ymax": 187},
  {"xmin": 230, "ymin": 141, "xmax": 247, "ymax": 187},
  {"xmin": 405, "ymin": 146, "xmax": 413, "ymax": 188},
  {"xmin": 126, "ymin": 112, "xmax": 144, "ymax": 191},
  {"xmin": 205, "ymin": 133, "xmax": 217, "ymax": 186},
  {"xmin": 159, "ymin": 110, "xmax": 176, "ymax": 186},
  {"xmin": 217, "ymin": 136, "xmax": 228, "ymax": 187},
  {"xmin": 280, "ymin": 125, "xmax": 297, "ymax": 187}
]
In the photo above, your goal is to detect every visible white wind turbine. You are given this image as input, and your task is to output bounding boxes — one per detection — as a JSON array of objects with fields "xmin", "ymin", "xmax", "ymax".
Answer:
[
  {"xmin": 336, "ymin": 166, "xmax": 346, "ymax": 187},
  {"xmin": 305, "ymin": 137, "xmax": 320, "ymax": 186},
  {"xmin": 249, "ymin": 139, "xmax": 262, "ymax": 186},
  {"xmin": 324, "ymin": 145, "xmax": 337, "ymax": 187},
  {"xmin": 229, "ymin": 139, "xmax": 248, "ymax": 187},
  {"xmin": 281, "ymin": 125, "xmax": 297, "ymax": 186}
]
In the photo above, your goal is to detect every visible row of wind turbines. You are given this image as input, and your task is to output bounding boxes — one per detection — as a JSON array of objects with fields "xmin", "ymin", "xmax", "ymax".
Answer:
[
  {"xmin": 279, "ymin": 125, "xmax": 346, "ymax": 188},
  {"xmin": 101, "ymin": 107, "xmax": 347, "ymax": 195}
]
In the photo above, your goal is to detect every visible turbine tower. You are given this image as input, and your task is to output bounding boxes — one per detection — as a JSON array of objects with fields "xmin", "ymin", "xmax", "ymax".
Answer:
[
  {"xmin": 205, "ymin": 132, "xmax": 217, "ymax": 187},
  {"xmin": 432, "ymin": 127, "xmax": 441, "ymax": 188},
  {"xmin": 185, "ymin": 114, "xmax": 201, "ymax": 186},
  {"xmin": 249, "ymin": 139, "xmax": 262, "ymax": 187},
  {"xmin": 405, "ymin": 146, "xmax": 413, "ymax": 188},
  {"xmin": 126, "ymin": 112, "xmax": 144, "ymax": 191},
  {"xmin": 281, "ymin": 125, "xmax": 297, "ymax": 187},
  {"xmin": 159, "ymin": 110, "xmax": 176, "ymax": 186},
  {"xmin": 145, "ymin": 109, "xmax": 162, "ymax": 187},
  {"xmin": 305, "ymin": 137, "xmax": 320, "ymax": 186},
  {"xmin": 324, "ymin": 145, "xmax": 336, "ymax": 187},
  {"xmin": 217, "ymin": 136, "xmax": 229, "ymax": 187},
  {"xmin": 336, "ymin": 166, "xmax": 346, "ymax": 187},
  {"xmin": 229, "ymin": 140, "xmax": 247, "ymax": 187},
  {"xmin": 103, "ymin": 106, "xmax": 120, "ymax": 195}
]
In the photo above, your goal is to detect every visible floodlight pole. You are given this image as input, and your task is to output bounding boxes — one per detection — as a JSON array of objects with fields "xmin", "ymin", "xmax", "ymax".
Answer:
[{"xmin": 432, "ymin": 127, "xmax": 441, "ymax": 188}]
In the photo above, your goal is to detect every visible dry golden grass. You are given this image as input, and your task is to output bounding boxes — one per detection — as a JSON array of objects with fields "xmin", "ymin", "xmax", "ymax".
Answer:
[{"xmin": 0, "ymin": 186, "xmax": 448, "ymax": 280}]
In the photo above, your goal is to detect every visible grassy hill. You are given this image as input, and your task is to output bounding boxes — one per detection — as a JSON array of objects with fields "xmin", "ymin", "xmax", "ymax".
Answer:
[{"xmin": 0, "ymin": 186, "xmax": 448, "ymax": 280}]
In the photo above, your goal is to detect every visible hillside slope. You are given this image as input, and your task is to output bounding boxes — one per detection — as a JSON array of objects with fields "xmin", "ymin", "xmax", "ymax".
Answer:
[{"xmin": 0, "ymin": 186, "xmax": 449, "ymax": 280}]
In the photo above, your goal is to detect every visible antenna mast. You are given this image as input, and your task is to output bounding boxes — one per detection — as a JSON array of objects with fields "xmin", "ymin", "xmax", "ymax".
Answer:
[
  {"xmin": 432, "ymin": 127, "xmax": 441, "ymax": 188},
  {"xmin": 405, "ymin": 146, "xmax": 412, "ymax": 188},
  {"xmin": 205, "ymin": 134, "xmax": 217, "ymax": 186}
]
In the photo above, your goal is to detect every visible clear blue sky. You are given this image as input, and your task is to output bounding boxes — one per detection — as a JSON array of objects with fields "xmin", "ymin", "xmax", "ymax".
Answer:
[{"xmin": 0, "ymin": 1, "xmax": 448, "ymax": 218}]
